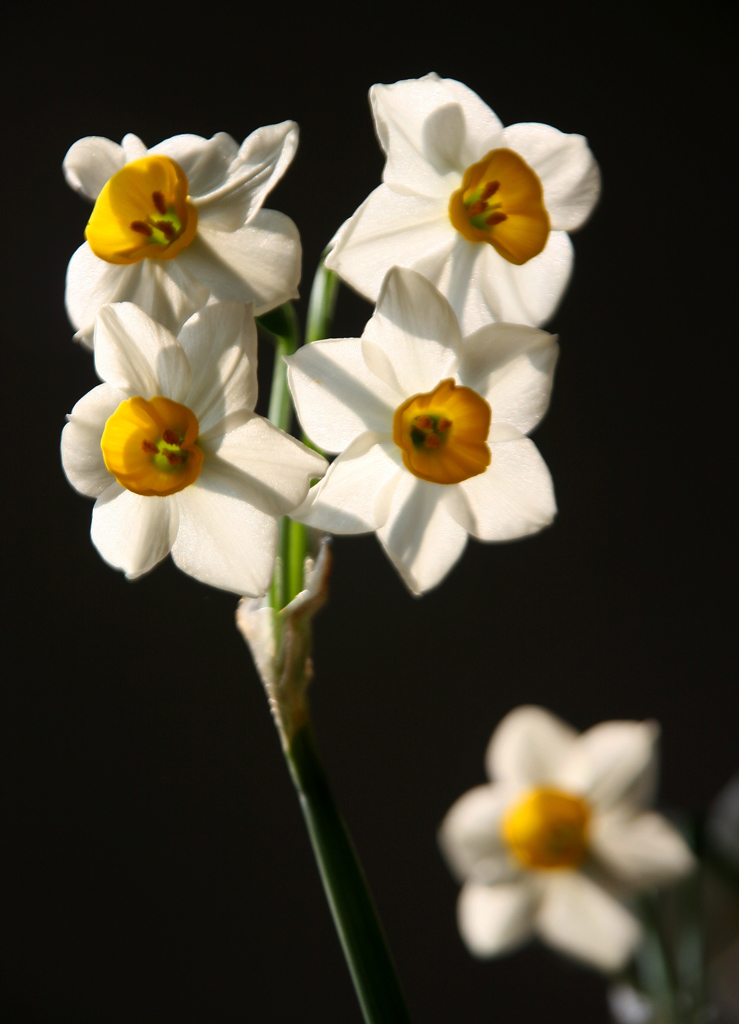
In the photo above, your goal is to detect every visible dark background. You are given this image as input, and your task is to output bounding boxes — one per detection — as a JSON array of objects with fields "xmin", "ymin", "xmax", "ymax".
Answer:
[{"xmin": 3, "ymin": 6, "xmax": 735, "ymax": 1022}]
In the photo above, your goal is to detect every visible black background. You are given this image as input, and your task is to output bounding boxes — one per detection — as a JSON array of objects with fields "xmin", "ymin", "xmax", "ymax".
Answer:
[{"xmin": 3, "ymin": 6, "xmax": 736, "ymax": 1022}]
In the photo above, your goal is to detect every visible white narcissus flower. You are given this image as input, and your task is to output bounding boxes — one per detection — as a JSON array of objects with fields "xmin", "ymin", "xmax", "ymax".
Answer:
[
  {"xmin": 326, "ymin": 73, "xmax": 600, "ymax": 334},
  {"xmin": 61, "ymin": 302, "xmax": 326, "ymax": 596},
  {"xmin": 439, "ymin": 706, "xmax": 696, "ymax": 972},
  {"xmin": 64, "ymin": 125, "xmax": 301, "ymax": 348},
  {"xmin": 286, "ymin": 266, "xmax": 558, "ymax": 595}
]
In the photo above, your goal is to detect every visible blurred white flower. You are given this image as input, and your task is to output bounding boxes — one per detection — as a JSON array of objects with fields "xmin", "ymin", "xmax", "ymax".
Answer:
[
  {"xmin": 61, "ymin": 301, "xmax": 325, "ymax": 595},
  {"xmin": 286, "ymin": 266, "xmax": 557, "ymax": 595},
  {"xmin": 64, "ymin": 125, "xmax": 301, "ymax": 347},
  {"xmin": 439, "ymin": 706, "xmax": 695, "ymax": 972},
  {"xmin": 327, "ymin": 73, "xmax": 600, "ymax": 334}
]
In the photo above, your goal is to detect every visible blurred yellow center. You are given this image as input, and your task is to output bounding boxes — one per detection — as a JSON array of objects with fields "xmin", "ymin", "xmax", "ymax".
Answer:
[
  {"xmin": 392, "ymin": 378, "xmax": 490, "ymax": 485},
  {"xmin": 449, "ymin": 148, "xmax": 549, "ymax": 265},
  {"xmin": 502, "ymin": 788, "xmax": 590, "ymax": 870},
  {"xmin": 85, "ymin": 156, "xmax": 198, "ymax": 265},
  {"xmin": 101, "ymin": 396, "xmax": 203, "ymax": 497}
]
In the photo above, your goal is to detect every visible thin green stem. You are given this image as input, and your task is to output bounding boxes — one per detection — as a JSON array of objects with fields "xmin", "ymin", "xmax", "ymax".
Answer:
[
  {"xmin": 261, "ymin": 302, "xmax": 300, "ymax": 433},
  {"xmin": 257, "ymin": 286, "xmax": 411, "ymax": 1022},
  {"xmin": 287, "ymin": 517, "xmax": 307, "ymax": 602},
  {"xmin": 299, "ymin": 253, "xmax": 340, "ymax": 458},
  {"xmin": 259, "ymin": 302, "xmax": 306, "ymax": 613},
  {"xmin": 306, "ymin": 254, "xmax": 340, "ymax": 344},
  {"xmin": 270, "ymin": 518, "xmax": 289, "ymax": 617},
  {"xmin": 287, "ymin": 723, "xmax": 412, "ymax": 1024}
]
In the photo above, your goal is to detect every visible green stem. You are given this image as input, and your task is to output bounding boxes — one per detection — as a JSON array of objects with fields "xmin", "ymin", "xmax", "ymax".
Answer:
[
  {"xmin": 258, "ymin": 302, "xmax": 306, "ymax": 613},
  {"xmin": 306, "ymin": 254, "xmax": 340, "ymax": 344},
  {"xmin": 261, "ymin": 302, "xmax": 300, "ymax": 433},
  {"xmin": 287, "ymin": 723, "xmax": 412, "ymax": 1024},
  {"xmin": 287, "ymin": 516, "xmax": 307, "ymax": 603},
  {"xmin": 299, "ymin": 253, "xmax": 340, "ymax": 459},
  {"xmin": 254, "ymin": 287, "xmax": 411, "ymax": 1022}
]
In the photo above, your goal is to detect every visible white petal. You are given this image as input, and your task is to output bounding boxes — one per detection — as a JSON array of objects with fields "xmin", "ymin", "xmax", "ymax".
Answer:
[
  {"xmin": 61, "ymin": 383, "xmax": 125, "ymax": 497},
  {"xmin": 457, "ymin": 880, "xmax": 537, "ymax": 958},
  {"xmin": 143, "ymin": 259, "xmax": 211, "ymax": 336},
  {"xmin": 293, "ymin": 435, "xmax": 401, "ymax": 533},
  {"xmin": 556, "ymin": 721, "xmax": 660, "ymax": 811},
  {"xmin": 371, "ymin": 73, "xmax": 504, "ymax": 193},
  {"xmin": 488, "ymin": 423, "xmax": 527, "ymax": 442},
  {"xmin": 372, "ymin": 74, "xmax": 460, "ymax": 193},
  {"xmin": 430, "ymin": 76, "xmax": 507, "ymax": 166},
  {"xmin": 438, "ymin": 485, "xmax": 477, "ymax": 536},
  {"xmin": 377, "ymin": 473, "xmax": 468, "ymax": 594},
  {"xmin": 485, "ymin": 706, "xmax": 577, "ymax": 786},
  {"xmin": 63, "ymin": 136, "xmax": 125, "ymax": 200},
  {"xmin": 326, "ymin": 185, "xmax": 453, "ymax": 303},
  {"xmin": 419, "ymin": 234, "xmax": 498, "ymax": 338},
  {"xmin": 503, "ymin": 122, "xmax": 601, "ymax": 232},
  {"xmin": 359, "ymin": 340, "xmax": 404, "ymax": 396},
  {"xmin": 93, "ymin": 303, "xmax": 191, "ymax": 401},
  {"xmin": 201, "ymin": 414, "xmax": 326, "ymax": 516},
  {"xmin": 149, "ymin": 132, "xmax": 238, "ymax": 199},
  {"xmin": 478, "ymin": 231, "xmax": 574, "ymax": 328},
  {"xmin": 171, "ymin": 472, "xmax": 278, "ymax": 597},
  {"xmin": 235, "ymin": 595, "xmax": 277, "ymax": 690},
  {"xmin": 65, "ymin": 244, "xmax": 208, "ymax": 349},
  {"xmin": 356, "ymin": 339, "xmax": 403, "ymax": 395},
  {"xmin": 468, "ymin": 256, "xmax": 523, "ymax": 328},
  {"xmin": 454, "ymin": 437, "xmax": 556, "ymax": 542},
  {"xmin": 439, "ymin": 784, "xmax": 523, "ymax": 884},
  {"xmin": 193, "ymin": 122, "xmax": 298, "ymax": 231},
  {"xmin": 459, "ymin": 323, "xmax": 558, "ymax": 435},
  {"xmin": 536, "ymin": 872, "xmax": 642, "ymax": 972},
  {"xmin": 91, "ymin": 485, "xmax": 177, "ymax": 579},
  {"xmin": 180, "ymin": 208, "xmax": 300, "ymax": 314},
  {"xmin": 287, "ymin": 339, "xmax": 397, "ymax": 452},
  {"xmin": 363, "ymin": 267, "xmax": 460, "ymax": 395},
  {"xmin": 591, "ymin": 811, "xmax": 696, "ymax": 890},
  {"xmin": 121, "ymin": 134, "xmax": 147, "ymax": 161},
  {"xmin": 65, "ymin": 244, "xmax": 134, "ymax": 349},
  {"xmin": 178, "ymin": 303, "xmax": 258, "ymax": 433}
]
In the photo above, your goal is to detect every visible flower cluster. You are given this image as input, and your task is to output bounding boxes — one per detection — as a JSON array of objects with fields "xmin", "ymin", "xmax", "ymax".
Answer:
[
  {"xmin": 62, "ymin": 126, "xmax": 324, "ymax": 595},
  {"xmin": 285, "ymin": 72, "xmax": 601, "ymax": 593},
  {"xmin": 61, "ymin": 75, "xmax": 601, "ymax": 597},
  {"xmin": 60, "ymin": 77, "xmax": 695, "ymax": 992}
]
